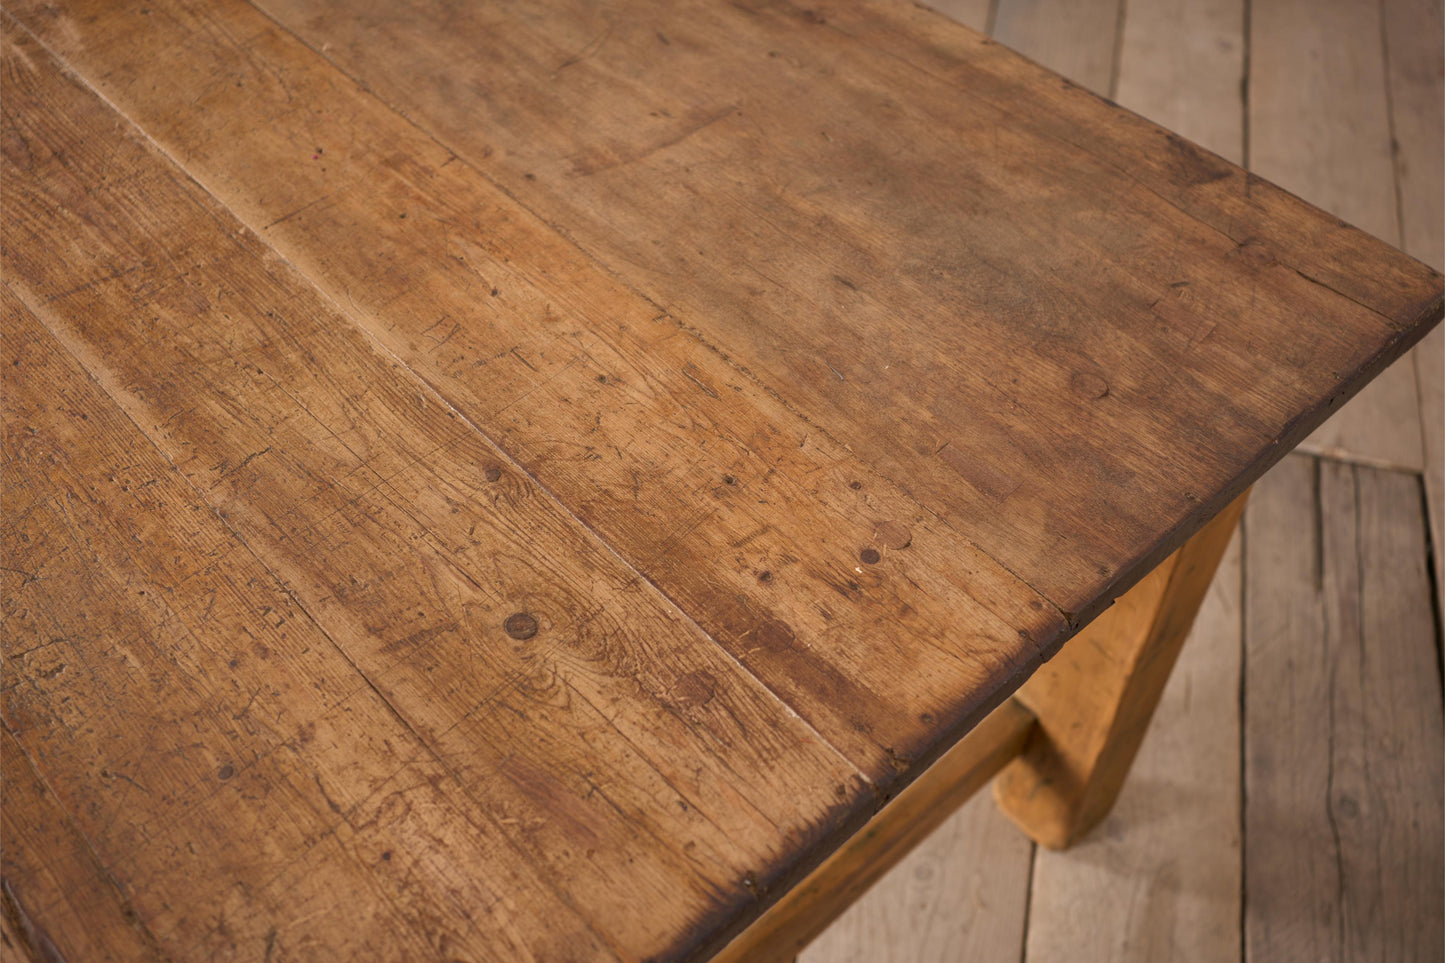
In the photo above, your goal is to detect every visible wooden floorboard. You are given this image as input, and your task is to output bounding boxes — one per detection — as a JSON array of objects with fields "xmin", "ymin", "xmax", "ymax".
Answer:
[
  {"xmin": 807, "ymin": 0, "xmax": 1443, "ymax": 959},
  {"xmin": 1244, "ymin": 456, "xmax": 1444, "ymax": 961},
  {"xmin": 924, "ymin": 0, "xmax": 992, "ymax": 32},
  {"xmin": 991, "ymin": 0, "xmax": 1121, "ymax": 95}
]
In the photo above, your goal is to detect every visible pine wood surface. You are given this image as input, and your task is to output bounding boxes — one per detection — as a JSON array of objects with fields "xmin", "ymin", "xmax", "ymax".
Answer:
[
  {"xmin": 5, "ymin": 0, "xmax": 1065, "ymax": 794},
  {"xmin": 1020, "ymin": 2, "xmax": 1250, "ymax": 957},
  {"xmin": 2, "ymin": 0, "xmax": 1442, "ymax": 959}
]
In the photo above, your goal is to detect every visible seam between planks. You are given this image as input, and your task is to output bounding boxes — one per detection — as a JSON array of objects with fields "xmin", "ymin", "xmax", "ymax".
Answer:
[
  {"xmin": 231, "ymin": 0, "xmax": 1076, "ymax": 634},
  {"xmin": 1106, "ymin": 0, "xmax": 1127, "ymax": 102},
  {"xmin": 1242, "ymin": 0, "xmax": 1252, "ymax": 170},
  {"xmin": 1415, "ymin": 471, "xmax": 1445, "ymax": 699},
  {"xmin": 1376, "ymin": 0, "xmax": 1408, "ymax": 275},
  {"xmin": 2, "ymin": 273, "xmax": 633, "ymax": 963}
]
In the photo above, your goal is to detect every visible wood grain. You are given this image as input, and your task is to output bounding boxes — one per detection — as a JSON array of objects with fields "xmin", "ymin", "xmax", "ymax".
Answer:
[
  {"xmin": 1244, "ymin": 455, "xmax": 1444, "ymax": 962},
  {"xmin": 1, "ymin": 727, "xmax": 160, "ymax": 963},
  {"xmin": 1415, "ymin": 330, "xmax": 1445, "ymax": 618},
  {"xmin": 1, "ymin": 31, "xmax": 878, "ymax": 960},
  {"xmin": 6, "ymin": 0, "xmax": 1067, "ymax": 795},
  {"xmin": 1114, "ymin": 0, "xmax": 1245, "ymax": 165},
  {"xmin": 1, "ymin": 287, "xmax": 613, "ymax": 961},
  {"xmin": 241, "ymin": 0, "xmax": 1443, "ymax": 623},
  {"xmin": 4, "ymin": 0, "xmax": 1443, "ymax": 958},
  {"xmin": 1384, "ymin": 0, "xmax": 1445, "ymax": 270}
]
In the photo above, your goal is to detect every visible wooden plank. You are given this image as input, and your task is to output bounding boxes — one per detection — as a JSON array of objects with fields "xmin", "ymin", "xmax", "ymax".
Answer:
[
  {"xmin": 1113, "ymin": 0, "xmax": 1245, "ymax": 165},
  {"xmin": 0, "ymin": 288, "xmax": 613, "ymax": 960},
  {"xmin": 1244, "ymin": 455, "xmax": 1444, "ymax": 961},
  {"xmin": 6, "ymin": 0, "xmax": 1069, "ymax": 796},
  {"xmin": 715, "ymin": 700, "xmax": 1034, "ymax": 963},
  {"xmin": 1250, "ymin": 0, "xmax": 1426, "ymax": 471},
  {"xmin": 1382, "ymin": 0, "xmax": 1444, "ymax": 271},
  {"xmin": 1, "ymin": 35, "xmax": 876, "ymax": 961},
  {"xmin": 1382, "ymin": 0, "xmax": 1445, "ymax": 617},
  {"xmin": 1026, "ymin": 531, "xmax": 1243, "ymax": 963},
  {"xmin": 992, "ymin": 0, "xmax": 1120, "ymax": 95},
  {"xmin": 994, "ymin": 491, "xmax": 1248, "ymax": 848},
  {"xmin": 2, "ymin": 0, "xmax": 1433, "ymax": 954},
  {"xmin": 235, "ymin": 0, "xmax": 1443, "ymax": 625},
  {"xmin": 1, "ymin": 728, "xmax": 161, "ymax": 962},
  {"xmin": 794, "ymin": 2, "xmax": 1069, "ymax": 957}
]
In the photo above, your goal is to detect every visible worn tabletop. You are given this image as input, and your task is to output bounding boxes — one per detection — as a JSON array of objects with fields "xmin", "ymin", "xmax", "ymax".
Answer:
[{"xmin": 1, "ymin": 0, "xmax": 1440, "ymax": 959}]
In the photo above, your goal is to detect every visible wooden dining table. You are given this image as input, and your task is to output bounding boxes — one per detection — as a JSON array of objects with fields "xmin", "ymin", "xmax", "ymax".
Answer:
[{"xmin": 2, "ymin": 0, "xmax": 1440, "ymax": 960}]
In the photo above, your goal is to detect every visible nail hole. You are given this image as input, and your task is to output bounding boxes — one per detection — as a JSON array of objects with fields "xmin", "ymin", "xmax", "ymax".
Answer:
[{"xmin": 504, "ymin": 612, "xmax": 539, "ymax": 640}]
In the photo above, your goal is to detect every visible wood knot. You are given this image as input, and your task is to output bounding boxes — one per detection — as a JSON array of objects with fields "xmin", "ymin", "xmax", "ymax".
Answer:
[
  {"xmin": 873, "ymin": 520, "xmax": 912, "ymax": 550},
  {"xmin": 1070, "ymin": 371, "xmax": 1109, "ymax": 399},
  {"xmin": 753, "ymin": 618, "xmax": 797, "ymax": 651},
  {"xmin": 483, "ymin": 465, "xmax": 503, "ymax": 483},
  {"xmin": 859, "ymin": 547, "xmax": 881, "ymax": 564},
  {"xmin": 671, "ymin": 669, "xmax": 717, "ymax": 709},
  {"xmin": 504, "ymin": 612, "xmax": 539, "ymax": 640}
]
